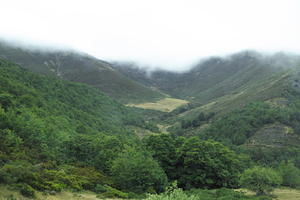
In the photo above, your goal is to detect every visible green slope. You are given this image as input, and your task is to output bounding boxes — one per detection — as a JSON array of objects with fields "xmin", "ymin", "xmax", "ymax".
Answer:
[
  {"xmin": 115, "ymin": 52, "xmax": 300, "ymax": 122},
  {"xmin": 0, "ymin": 57, "xmax": 164, "ymax": 197},
  {"xmin": 114, "ymin": 51, "xmax": 299, "ymax": 104},
  {"xmin": 0, "ymin": 41, "xmax": 165, "ymax": 103}
]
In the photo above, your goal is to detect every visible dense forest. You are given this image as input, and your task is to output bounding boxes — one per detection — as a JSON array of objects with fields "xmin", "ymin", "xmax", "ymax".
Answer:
[{"xmin": 1, "ymin": 53, "xmax": 300, "ymax": 200}]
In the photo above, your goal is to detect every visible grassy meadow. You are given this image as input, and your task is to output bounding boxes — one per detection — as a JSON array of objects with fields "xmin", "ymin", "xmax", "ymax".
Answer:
[{"xmin": 127, "ymin": 98, "xmax": 189, "ymax": 112}]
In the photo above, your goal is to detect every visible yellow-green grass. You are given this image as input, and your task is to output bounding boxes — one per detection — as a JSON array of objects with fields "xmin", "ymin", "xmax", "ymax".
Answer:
[
  {"xmin": 127, "ymin": 97, "xmax": 189, "ymax": 112},
  {"xmin": 0, "ymin": 185, "xmax": 128, "ymax": 200},
  {"xmin": 274, "ymin": 188, "xmax": 300, "ymax": 200},
  {"xmin": 1, "ymin": 186, "xmax": 300, "ymax": 200},
  {"xmin": 237, "ymin": 188, "xmax": 300, "ymax": 200},
  {"xmin": 0, "ymin": 186, "xmax": 104, "ymax": 200}
]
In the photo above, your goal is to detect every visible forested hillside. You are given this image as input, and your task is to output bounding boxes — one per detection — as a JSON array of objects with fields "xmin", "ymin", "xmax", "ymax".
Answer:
[
  {"xmin": 0, "ymin": 41, "xmax": 165, "ymax": 104},
  {"xmin": 0, "ymin": 58, "xmax": 166, "ymax": 198},
  {"xmin": 1, "ymin": 50, "xmax": 300, "ymax": 200},
  {"xmin": 114, "ymin": 51, "xmax": 299, "ymax": 104}
]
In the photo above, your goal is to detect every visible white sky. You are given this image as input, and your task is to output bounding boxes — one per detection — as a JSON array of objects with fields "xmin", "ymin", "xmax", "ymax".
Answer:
[{"xmin": 0, "ymin": 0, "xmax": 300, "ymax": 71}]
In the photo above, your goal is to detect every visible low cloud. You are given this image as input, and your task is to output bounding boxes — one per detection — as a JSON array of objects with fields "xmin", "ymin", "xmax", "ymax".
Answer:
[{"xmin": 1, "ymin": 0, "xmax": 300, "ymax": 71}]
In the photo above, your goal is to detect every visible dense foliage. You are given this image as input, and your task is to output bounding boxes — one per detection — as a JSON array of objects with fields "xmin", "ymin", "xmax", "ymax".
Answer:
[
  {"xmin": 240, "ymin": 166, "xmax": 282, "ymax": 195},
  {"xmin": 278, "ymin": 161, "xmax": 300, "ymax": 188},
  {"xmin": 144, "ymin": 135, "xmax": 246, "ymax": 189},
  {"xmin": 178, "ymin": 138, "xmax": 245, "ymax": 189},
  {"xmin": 1, "ymin": 57, "xmax": 300, "ymax": 199},
  {"xmin": 0, "ymin": 59, "xmax": 160, "ymax": 196},
  {"xmin": 111, "ymin": 146, "xmax": 168, "ymax": 194}
]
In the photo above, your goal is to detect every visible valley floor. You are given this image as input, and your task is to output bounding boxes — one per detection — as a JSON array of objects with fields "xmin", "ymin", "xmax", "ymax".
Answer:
[{"xmin": 126, "ymin": 97, "xmax": 188, "ymax": 112}]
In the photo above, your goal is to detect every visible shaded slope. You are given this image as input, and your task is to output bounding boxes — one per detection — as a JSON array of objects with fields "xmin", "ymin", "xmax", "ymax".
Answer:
[
  {"xmin": 114, "ymin": 51, "xmax": 299, "ymax": 116},
  {"xmin": 114, "ymin": 51, "xmax": 299, "ymax": 103},
  {"xmin": 0, "ymin": 58, "xmax": 145, "ymax": 134},
  {"xmin": 0, "ymin": 41, "xmax": 164, "ymax": 103}
]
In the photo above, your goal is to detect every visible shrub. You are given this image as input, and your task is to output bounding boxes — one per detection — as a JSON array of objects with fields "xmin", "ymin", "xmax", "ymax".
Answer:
[
  {"xmin": 32, "ymin": 169, "xmax": 83, "ymax": 191},
  {"xmin": 97, "ymin": 185, "xmax": 129, "ymax": 199},
  {"xmin": 93, "ymin": 184, "xmax": 107, "ymax": 194},
  {"xmin": 278, "ymin": 161, "xmax": 300, "ymax": 188},
  {"xmin": 240, "ymin": 166, "xmax": 282, "ymax": 195},
  {"xmin": 0, "ymin": 161, "xmax": 36, "ymax": 184},
  {"xmin": 20, "ymin": 184, "xmax": 35, "ymax": 197}
]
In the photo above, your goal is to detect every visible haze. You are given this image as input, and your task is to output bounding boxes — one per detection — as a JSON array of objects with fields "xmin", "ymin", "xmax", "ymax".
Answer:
[{"xmin": 0, "ymin": 0, "xmax": 300, "ymax": 71}]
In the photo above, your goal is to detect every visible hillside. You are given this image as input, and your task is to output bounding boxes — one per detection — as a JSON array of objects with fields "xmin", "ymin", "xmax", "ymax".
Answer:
[
  {"xmin": 0, "ymin": 41, "xmax": 165, "ymax": 103},
  {"xmin": 114, "ymin": 52, "xmax": 300, "ymax": 121},
  {"xmin": 114, "ymin": 51, "xmax": 299, "ymax": 104},
  {"xmin": 0, "ymin": 57, "xmax": 170, "ymax": 198},
  {"xmin": 1, "ymin": 48, "xmax": 300, "ymax": 199}
]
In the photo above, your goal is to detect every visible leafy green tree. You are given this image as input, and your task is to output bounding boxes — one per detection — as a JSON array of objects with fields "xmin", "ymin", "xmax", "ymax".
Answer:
[
  {"xmin": 178, "ymin": 137, "xmax": 244, "ymax": 189},
  {"xmin": 144, "ymin": 134, "xmax": 179, "ymax": 180},
  {"xmin": 240, "ymin": 166, "xmax": 282, "ymax": 195},
  {"xmin": 278, "ymin": 161, "xmax": 300, "ymax": 188},
  {"xmin": 111, "ymin": 146, "xmax": 168, "ymax": 193}
]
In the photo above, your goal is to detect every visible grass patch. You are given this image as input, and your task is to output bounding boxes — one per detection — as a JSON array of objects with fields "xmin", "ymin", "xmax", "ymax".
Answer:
[
  {"xmin": 127, "ymin": 98, "xmax": 189, "ymax": 112},
  {"xmin": 237, "ymin": 188, "xmax": 300, "ymax": 200},
  {"xmin": 274, "ymin": 188, "xmax": 300, "ymax": 200}
]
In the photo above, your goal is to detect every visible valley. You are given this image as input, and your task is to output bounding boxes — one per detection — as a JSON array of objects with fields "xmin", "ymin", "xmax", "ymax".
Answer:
[{"xmin": 1, "ymin": 41, "xmax": 300, "ymax": 200}]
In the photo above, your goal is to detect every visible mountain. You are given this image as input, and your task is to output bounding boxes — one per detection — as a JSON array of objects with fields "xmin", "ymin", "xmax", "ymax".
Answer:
[
  {"xmin": 1, "ymin": 44, "xmax": 300, "ymax": 198},
  {"xmin": 0, "ymin": 57, "xmax": 148, "ymax": 134},
  {"xmin": 0, "ymin": 40, "xmax": 165, "ymax": 103},
  {"xmin": 114, "ymin": 51, "xmax": 300, "ymax": 115}
]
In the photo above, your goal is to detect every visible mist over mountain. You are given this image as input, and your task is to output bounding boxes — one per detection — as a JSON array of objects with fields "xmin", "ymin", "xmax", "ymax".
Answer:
[
  {"xmin": 2, "ymin": 38, "xmax": 300, "ymax": 199},
  {"xmin": 1, "ymin": 0, "xmax": 300, "ymax": 199},
  {"xmin": 0, "ymin": 40, "xmax": 165, "ymax": 104},
  {"xmin": 113, "ymin": 51, "xmax": 300, "ymax": 101}
]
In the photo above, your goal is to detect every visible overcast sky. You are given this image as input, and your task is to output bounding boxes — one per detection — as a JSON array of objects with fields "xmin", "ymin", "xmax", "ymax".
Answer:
[{"xmin": 0, "ymin": 0, "xmax": 300, "ymax": 71}]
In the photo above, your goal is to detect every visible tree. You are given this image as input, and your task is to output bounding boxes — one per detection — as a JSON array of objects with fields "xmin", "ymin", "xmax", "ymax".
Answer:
[
  {"xmin": 278, "ymin": 161, "xmax": 300, "ymax": 188},
  {"xmin": 240, "ymin": 166, "xmax": 282, "ymax": 195},
  {"xmin": 111, "ymin": 146, "xmax": 168, "ymax": 194},
  {"xmin": 143, "ymin": 134, "xmax": 179, "ymax": 180},
  {"xmin": 178, "ymin": 137, "xmax": 244, "ymax": 189}
]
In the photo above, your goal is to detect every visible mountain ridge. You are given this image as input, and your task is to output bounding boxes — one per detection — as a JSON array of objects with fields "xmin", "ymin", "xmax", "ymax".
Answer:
[{"xmin": 0, "ymin": 40, "xmax": 165, "ymax": 104}]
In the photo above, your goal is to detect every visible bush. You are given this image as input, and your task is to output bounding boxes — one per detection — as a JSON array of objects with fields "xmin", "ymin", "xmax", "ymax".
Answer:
[
  {"xmin": 240, "ymin": 166, "xmax": 282, "ymax": 195},
  {"xmin": 0, "ymin": 161, "xmax": 36, "ymax": 184},
  {"xmin": 32, "ymin": 169, "xmax": 84, "ymax": 191},
  {"xmin": 93, "ymin": 184, "xmax": 107, "ymax": 194},
  {"xmin": 20, "ymin": 184, "xmax": 35, "ymax": 197},
  {"xmin": 97, "ymin": 185, "xmax": 129, "ymax": 199},
  {"xmin": 278, "ymin": 161, "xmax": 300, "ymax": 188}
]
